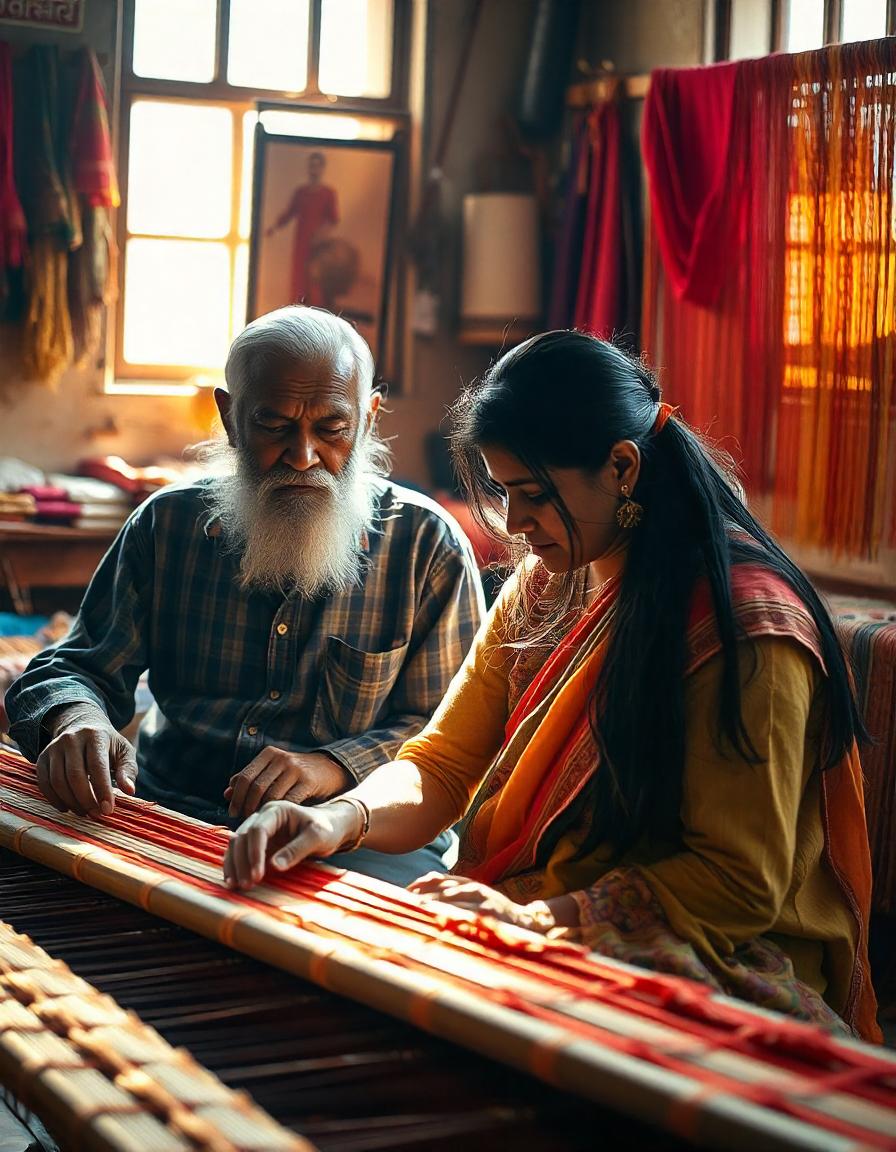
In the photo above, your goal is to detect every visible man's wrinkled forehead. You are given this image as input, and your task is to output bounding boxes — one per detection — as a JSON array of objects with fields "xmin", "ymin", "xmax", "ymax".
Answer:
[{"xmin": 239, "ymin": 344, "xmax": 362, "ymax": 407}]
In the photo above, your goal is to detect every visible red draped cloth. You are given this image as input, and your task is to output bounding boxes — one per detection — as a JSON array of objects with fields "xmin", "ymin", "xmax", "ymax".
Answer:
[
  {"xmin": 0, "ymin": 41, "xmax": 26, "ymax": 275},
  {"xmin": 642, "ymin": 62, "xmax": 739, "ymax": 306},
  {"xmin": 574, "ymin": 98, "xmax": 623, "ymax": 335},
  {"xmin": 573, "ymin": 93, "xmax": 640, "ymax": 342}
]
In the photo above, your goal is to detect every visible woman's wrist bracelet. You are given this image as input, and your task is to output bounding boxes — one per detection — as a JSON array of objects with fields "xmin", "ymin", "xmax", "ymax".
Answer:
[{"xmin": 328, "ymin": 796, "xmax": 371, "ymax": 852}]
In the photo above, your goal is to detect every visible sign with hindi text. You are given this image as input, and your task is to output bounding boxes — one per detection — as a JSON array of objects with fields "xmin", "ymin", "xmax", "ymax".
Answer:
[{"xmin": 0, "ymin": 1, "xmax": 84, "ymax": 32}]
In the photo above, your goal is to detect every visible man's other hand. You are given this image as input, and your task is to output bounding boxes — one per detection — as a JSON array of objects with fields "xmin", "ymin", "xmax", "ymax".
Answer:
[
  {"xmin": 36, "ymin": 704, "xmax": 138, "ymax": 816},
  {"xmin": 225, "ymin": 748, "xmax": 352, "ymax": 818}
]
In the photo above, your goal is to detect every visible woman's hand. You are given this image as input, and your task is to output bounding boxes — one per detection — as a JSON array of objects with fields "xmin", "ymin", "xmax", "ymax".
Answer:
[
  {"xmin": 409, "ymin": 873, "xmax": 556, "ymax": 933},
  {"xmin": 222, "ymin": 799, "xmax": 359, "ymax": 890}
]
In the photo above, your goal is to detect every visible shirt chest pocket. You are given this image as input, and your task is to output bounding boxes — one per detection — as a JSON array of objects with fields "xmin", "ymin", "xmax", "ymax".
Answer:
[{"xmin": 311, "ymin": 637, "xmax": 409, "ymax": 743}]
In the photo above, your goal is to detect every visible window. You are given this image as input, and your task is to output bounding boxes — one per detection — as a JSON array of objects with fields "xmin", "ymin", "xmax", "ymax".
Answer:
[
  {"xmin": 114, "ymin": 0, "xmax": 408, "ymax": 388},
  {"xmin": 722, "ymin": 0, "xmax": 893, "ymax": 61}
]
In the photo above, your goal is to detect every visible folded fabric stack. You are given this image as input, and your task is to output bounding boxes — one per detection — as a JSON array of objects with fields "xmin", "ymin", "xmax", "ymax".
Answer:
[
  {"xmin": 78, "ymin": 454, "xmax": 185, "ymax": 503},
  {"xmin": 6, "ymin": 476, "xmax": 134, "ymax": 529},
  {"xmin": 47, "ymin": 473, "xmax": 133, "ymax": 530},
  {"xmin": 18, "ymin": 485, "xmax": 81, "ymax": 525},
  {"xmin": 0, "ymin": 456, "xmax": 194, "ymax": 531},
  {"xmin": 0, "ymin": 458, "xmax": 44, "ymax": 522},
  {"xmin": 0, "ymin": 492, "xmax": 36, "ymax": 522}
]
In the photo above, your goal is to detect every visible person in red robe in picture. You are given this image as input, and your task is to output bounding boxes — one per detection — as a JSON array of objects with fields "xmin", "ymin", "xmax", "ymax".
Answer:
[{"xmin": 266, "ymin": 151, "xmax": 339, "ymax": 307}]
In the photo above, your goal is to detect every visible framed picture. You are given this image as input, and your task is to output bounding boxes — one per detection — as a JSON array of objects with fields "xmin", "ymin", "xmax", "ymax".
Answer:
[{"xmin": 248, "ymin": 127, "xmax": 400, "ymax": 371}]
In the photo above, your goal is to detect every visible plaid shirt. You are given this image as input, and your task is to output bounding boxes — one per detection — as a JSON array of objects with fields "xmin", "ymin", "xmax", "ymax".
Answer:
[{"xmin": 7, "ymin": 478, "xmax": 484, "ymax": 823}]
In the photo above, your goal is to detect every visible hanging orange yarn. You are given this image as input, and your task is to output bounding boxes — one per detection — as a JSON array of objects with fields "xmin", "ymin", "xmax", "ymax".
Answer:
[{"xmin": 643, "ymin": 39, "xmax": 896, "ymax": 561}]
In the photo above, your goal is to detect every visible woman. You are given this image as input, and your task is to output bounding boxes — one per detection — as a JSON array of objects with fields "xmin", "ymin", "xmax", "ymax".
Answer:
[{"xmin": 224, "ymin": 333, "xmax": 880, "ymax": 1042}]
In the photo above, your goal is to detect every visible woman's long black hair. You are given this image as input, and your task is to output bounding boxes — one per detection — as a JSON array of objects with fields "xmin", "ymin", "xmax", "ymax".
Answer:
[{"xmin": 450, "ymin": 331, "xmax": 866, "ymax": 853}]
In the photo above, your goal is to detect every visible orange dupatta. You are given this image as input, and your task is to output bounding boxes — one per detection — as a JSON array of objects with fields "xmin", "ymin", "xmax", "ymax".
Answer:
[{"xmin": 459, "ymin": 577, "xmax": 619, "ymax": 886}]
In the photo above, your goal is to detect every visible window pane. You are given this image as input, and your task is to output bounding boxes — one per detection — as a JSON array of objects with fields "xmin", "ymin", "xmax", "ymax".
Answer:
[
  {"xmin": 128, "ymin": 102, "xmax": 233, "ymax": 239},
  {"xmin": 320, "ymin": 0, "xmax": 393, "ymax": 97},
  {"xmin": 132, "ymin": 0, "xmax": 217, "ymax": 83},
  {"xmin": 233, "ymin": 244, "xmax": 249, "ymax": 337},
  {"xmin": 785, "ymin": 0, "xmax": 824, "ymax": 51},
  {"xmin": 841, "ymin": 0, "xmax": 887, "ymax": 42},
  {"xmin": 123, "ymin": 239, "xmax": 232, "ymax": 367},
  {"xmin": 729, "ymin": 0, "xmax": 772, "ymax": 59},
  {"xmin": 228, "ymin": 0, "xmax": 309, "ymax": 91}
]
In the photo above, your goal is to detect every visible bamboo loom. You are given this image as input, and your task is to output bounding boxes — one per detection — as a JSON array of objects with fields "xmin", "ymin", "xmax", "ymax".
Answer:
[
  {"xmin": 1, "ymin": 749, "xmax": 895, "ymax": 1152},
  {"xmin": 0, "ymin": 919, "xmax": 310, "ymax": 1152}
]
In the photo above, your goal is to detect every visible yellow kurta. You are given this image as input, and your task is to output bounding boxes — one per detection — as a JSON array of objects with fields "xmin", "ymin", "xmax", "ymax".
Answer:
[{"xmin": 398, "ymin": 586, "xmax": 857, "ymax": 1010}]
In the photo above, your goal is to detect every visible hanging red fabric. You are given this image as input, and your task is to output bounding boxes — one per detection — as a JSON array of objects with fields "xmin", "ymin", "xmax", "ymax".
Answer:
[
  {"xmin": 642, "ymin": 61, "xmax": 740, "ymax": 306},
  {"xmin": 574, "ymin": 96, "xmax": 623, "ymax": 335},
  {"xmin": 0, "ymin": 41, "xmax": 27, "ymax": 273}
]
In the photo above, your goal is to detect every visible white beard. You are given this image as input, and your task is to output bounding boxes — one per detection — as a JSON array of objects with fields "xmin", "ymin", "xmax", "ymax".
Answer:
[{"xmin": 205, "ymin": 438, "xmax": 378, "ymax": 599}]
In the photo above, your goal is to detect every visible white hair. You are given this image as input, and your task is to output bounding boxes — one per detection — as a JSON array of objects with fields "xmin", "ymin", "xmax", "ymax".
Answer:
[{"xmin": 224, "ymin": 305, "xmax": 375, "ymax": 410}]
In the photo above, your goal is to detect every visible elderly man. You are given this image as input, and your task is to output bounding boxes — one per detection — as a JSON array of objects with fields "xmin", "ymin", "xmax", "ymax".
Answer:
[{"xmin": 6, "ymin": 307, "xmax": 484, "ymax": 884}]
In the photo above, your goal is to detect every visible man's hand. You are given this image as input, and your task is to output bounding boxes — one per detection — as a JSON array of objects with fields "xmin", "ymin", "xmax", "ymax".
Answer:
[
  {"xmin": 222, "ymin": 799, "xmax": 357, "ymax": 890},
  {"xmin": 36, "ymin": 703, "xmax": 138, "ymax": 817},
  {"xmin": 225, "ymin": 748, "xmax": 353, "ymax": 818}
]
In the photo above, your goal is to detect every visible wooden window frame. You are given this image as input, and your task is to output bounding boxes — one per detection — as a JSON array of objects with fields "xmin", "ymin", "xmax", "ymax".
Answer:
[{"xmin": 113, "ymin": 0, "xmax": 411, "ymax": 386}]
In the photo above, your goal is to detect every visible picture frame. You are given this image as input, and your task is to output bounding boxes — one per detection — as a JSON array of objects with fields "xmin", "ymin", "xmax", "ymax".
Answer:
[{"xmin": 248, "ymin": 125, "xmax": 400, "ymax": 377}]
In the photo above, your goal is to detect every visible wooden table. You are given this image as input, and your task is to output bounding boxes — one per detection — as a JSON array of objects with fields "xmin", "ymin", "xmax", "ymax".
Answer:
[{"xmin": 0, "ymin": 522, "xmax": 118, "ymax": 615}]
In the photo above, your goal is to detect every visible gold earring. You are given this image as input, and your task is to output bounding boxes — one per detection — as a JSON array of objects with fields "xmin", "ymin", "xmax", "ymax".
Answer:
[{"xmin": 616, "ymin": 483, "xmax": 643, "ymax": 529}]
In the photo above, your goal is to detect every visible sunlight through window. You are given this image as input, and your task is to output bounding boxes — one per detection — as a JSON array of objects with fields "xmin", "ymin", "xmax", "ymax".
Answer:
[
  {"xmin": 320, "ymin": 0, "xmax": 393, "ymax": 96},
  {"xmin": 233, "ymin": 244, "xmax": 250, "ymax": 336},
  {"xmin": 786, "ymin": 0, "xmax": 825, "ymax": 51},
  {"xmin": 124, "ymin": 240, "xmax": 232, "ymax": 367},
  {"xmin": 240, "ymin": 113, "xmax": 259, "ymax": 241},
  {"xmin": 133, "ymin": 0, "xmax": 216, "ymax": 82},
  {"xmin": 228, "ymin": 0, "xmax": 309, "ymax": 91},
  {"xmin": 128, "ymin": 102, "xmax": 233, "ymax": 238},
  {"xmin": 841, "ymin": 0, "xmax": 887, "ymax": 42}
]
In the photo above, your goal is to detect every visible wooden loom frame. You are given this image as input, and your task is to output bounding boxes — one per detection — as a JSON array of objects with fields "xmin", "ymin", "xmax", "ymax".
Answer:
[{"xmin": 1, "ymin": 757, "xmax": 895, "ymax": 1152}]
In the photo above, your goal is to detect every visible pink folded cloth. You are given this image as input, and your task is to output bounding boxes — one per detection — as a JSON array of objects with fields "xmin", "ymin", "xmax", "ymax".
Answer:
[{"xmin": 32, "ymin": 501, "xmax": 82, "ymax": 521}]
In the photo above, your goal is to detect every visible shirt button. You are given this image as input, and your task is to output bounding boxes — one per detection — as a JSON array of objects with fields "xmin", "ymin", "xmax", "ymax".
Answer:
[
  {"xmin": 276, "ymin": 623, "xmax": 289, "ymax": 636},
  {"xmin": 247, "ymin": 725, "xmax": 258, "ymax": 736},
  {"xmin": 269, "ymin": 690, "xmax": 281, "ymax": 700}
]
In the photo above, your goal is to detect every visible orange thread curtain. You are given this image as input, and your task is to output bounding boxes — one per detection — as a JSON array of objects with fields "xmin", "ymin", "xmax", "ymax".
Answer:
[{"xmin": 643, "ymin": 40, "xmax": 896, "ymax": 561}]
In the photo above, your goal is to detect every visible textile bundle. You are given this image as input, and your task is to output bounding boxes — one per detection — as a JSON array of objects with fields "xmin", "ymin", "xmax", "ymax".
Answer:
[
  {"xmin": 3, "ymin": 44, "xmax": 119, "ymax": 387},
  {"xmin": 642, "ymin": 38, "xmax": 896, "ymax": 561}
]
